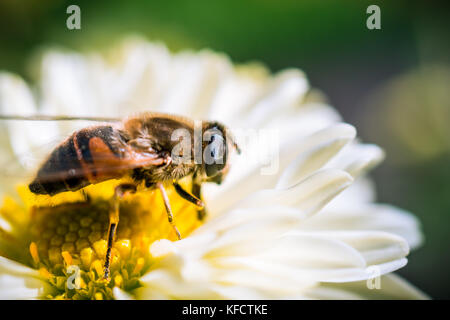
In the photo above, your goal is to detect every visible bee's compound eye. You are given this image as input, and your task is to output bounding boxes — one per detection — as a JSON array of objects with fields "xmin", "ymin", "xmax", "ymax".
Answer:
[
  {"xmin": 29, "ymin": 180, "xmax": 47, "ymax": 194},
  {"xmin": 204, "ymin": 133, "xmax": 226, "ymax": 177}
]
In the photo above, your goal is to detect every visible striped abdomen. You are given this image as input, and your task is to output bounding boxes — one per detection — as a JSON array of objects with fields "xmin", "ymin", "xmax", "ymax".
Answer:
[{"xmin": 29, "ymin": 126, "xmax": 126, "ymax": 196}]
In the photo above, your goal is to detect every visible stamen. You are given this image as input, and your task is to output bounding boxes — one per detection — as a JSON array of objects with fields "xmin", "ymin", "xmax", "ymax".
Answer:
[
  {"xmin": 95, "ymin": 292, "xmax": 103, "ymax": 300},
  {"xmin": 114, "ymin": 274, "xmax": 123, "ymax": 287},
  {"xmin": 39, "ymin": 267, "xmax": 52, "ymax": 280},
  {"xmin": 29, "ymin": 242, "xmax": 40, "ymax": 264},
  {"xmin": 79, "ymin": 278, "xmax": 87, "ymax": 289},
  {"xmin": 93, "ymin": 240, "xmax": 107, "ymax": 258},
  {"xmin": 91, "ymin": 259, "xmax": 103, "ymax": 277},
  {"xmin": 133, "ymin": 257, "xmax": 145, "ymax": 275},
  {"xmin": 56, "ymin": 277, "xmax": 66, "ymax": 290},
  {"xmin": 61, "ymin": 251, "xmax": 73, "ymax": 266},
  {"xmin": 114, "ymin": 239, "xmax": 131, "ymax": 259},
  {"xmin": 80, "ymin": 247, "xmax": 94, "ymax": 267}
]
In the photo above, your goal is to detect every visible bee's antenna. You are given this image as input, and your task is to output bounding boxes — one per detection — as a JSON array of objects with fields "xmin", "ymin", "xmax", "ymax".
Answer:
[
  {"xmin": 0, "ymin": 115, "xmax": 121, "ymax": 122},
  {"xmin": 225, "ymin": 130, "xmax": 241, "ymax": 154},
  {"xmin": 233, "ymin": 141, "xmax": 242, "ymax": 155}
]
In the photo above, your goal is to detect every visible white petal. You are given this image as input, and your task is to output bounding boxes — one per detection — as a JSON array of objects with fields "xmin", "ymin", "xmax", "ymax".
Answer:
[
  {"xmin": 41, "ymin": 52, "xmax": 101, "ymax": 116},
  {"xmin": 100, "ymin": 40, "xmax": 172, "ymax": 115},
  {"xmin": 275, "ymin": 130, "xmax": 355, "ymax": 189},
  {"xmin": 242, "ymin": 69, "xmax": 308, "ymax": 127},
  {"xmin": 267, "ymin": 103, "xmax": 343, "ymax": 141},
  {"xmin": 0, "ymin": 73, "xmax": 59, "ymax": 171},
  {"xmin": 231, "ymin": 169, "xmax": 353, "ymax": 217},
  {"xmin": 197, "ymin": 206, "xmax": 304, "ymax": 236},
  {"xmin": 0, "ymin": 257, "xmax": 47, "ymax": 300},
  {"xmin": 301, "ymin": 203, "xmax": 423, "ymax": 249},
  {"xmin": 215, "ymin": 268, "xmax": 312, "ymax": 296},
  {"xmin": 318, "ymin": 259, "xmax": 408, "ymax": 283},
  {"xmin": 212, "ymin": 285, "xmax": 274, "ymax": 300},
  {"xmin": 113, "ymin": 287, "xmax": 134, "ymax": 300},
  {"xmin": 325, "ymin": 143, "xmax": 385, "ymax": 178},
  {"xmin": 309, "ymin": 231, "xmax": 410, "ymax": 266},
  {"xmin": 331, "ymin": 176, "xmax": 377, "ymax": 207},
  {"xmin": 278, "ymin": 231, "xmax": 409, "ymax": 282},
  {"xmin": 207, "ymin": 64, "xmax": 269, "ymax": 124},
  {"xmin": 256, "ymin": 232, "xmax": 367, "ymax": 270},
  {"xmin": 203, "ymin": 218, "xmax": 301, "ymax": 258},
  {"xmin": 156, "ymin": 51, "xmax": 230, "ymax": 118},
  {"xmin": 138, "ymin": 269, "xmax": 222, "ymax": 300},
  {"xmin": 304, "ymin": 273, "xmax": 429, "ymax": 300},
  {"xmin": 376, "ymin": 273, "xmax": 429, "ymax": 299}
]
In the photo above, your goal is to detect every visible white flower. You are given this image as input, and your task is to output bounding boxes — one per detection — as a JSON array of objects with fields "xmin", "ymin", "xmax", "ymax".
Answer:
[{"xmin": 0, "ymin": 38, "xmax": 427, "ymax": 299}]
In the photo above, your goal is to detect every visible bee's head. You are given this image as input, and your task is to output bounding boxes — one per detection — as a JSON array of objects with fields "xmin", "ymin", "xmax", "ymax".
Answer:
[{"xmin": 201, "ymin": 121, "xmax": 240, "ymax": 184}]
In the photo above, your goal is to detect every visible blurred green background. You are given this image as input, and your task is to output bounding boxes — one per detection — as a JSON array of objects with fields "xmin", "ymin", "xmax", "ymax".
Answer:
[{"xmin": 0, "ymin": 0, "xmax": 449, "ymax": 298}]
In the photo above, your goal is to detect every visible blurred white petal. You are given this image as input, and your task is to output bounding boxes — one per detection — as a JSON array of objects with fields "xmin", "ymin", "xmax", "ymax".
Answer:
[
  {"xmin": 304, "ymin": 273, "xmax": 429, "ymax": 300},
  {"xmin": 302, "ymin": 204, "xmax": 423, "ymax": 250},
  {"xmin": 0, "ymin": 257, "xmax": 47, "ymax": 300}
]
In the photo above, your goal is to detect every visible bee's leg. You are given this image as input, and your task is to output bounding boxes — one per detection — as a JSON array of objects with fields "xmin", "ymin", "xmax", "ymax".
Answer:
[
  {"xmin": 192, "ymin": 181, "xmax": 206, "ymax": 220},
  {"xmin": 156, "ymin": 182, "xmax": 181, "ymax": 240},
  {"xmin": 160, "ymin": 151, "xmax": 172, "ymax": 168},
  {"xmin": 103, "ymin": 183, "xmax": 137, "ymax": 280},
  {"xmin": 173, "ymin": 182, "xmax": 204, "ymax": 208},
  {"xmin": 81, "ymin": 189, "xmax": 91, "ymax": 203}
]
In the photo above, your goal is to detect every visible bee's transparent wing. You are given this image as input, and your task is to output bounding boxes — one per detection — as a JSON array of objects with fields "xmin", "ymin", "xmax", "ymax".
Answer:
[{"xmin": 0, "ymin": 115, "xmax": 120, "ymax": 122}]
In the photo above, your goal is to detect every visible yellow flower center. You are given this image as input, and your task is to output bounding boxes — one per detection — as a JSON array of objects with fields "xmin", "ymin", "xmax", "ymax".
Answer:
[{"xmin": 0, "ymin": 179, "xmax": 201, "ymax": 300}]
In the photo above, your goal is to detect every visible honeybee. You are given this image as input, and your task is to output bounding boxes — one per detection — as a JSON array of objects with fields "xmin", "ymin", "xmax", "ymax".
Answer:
[{"xmin": 0, "ymin": 112, "xmax": 240, "ymax": 279}]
